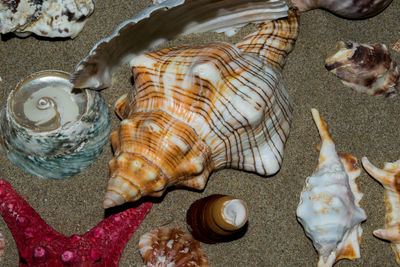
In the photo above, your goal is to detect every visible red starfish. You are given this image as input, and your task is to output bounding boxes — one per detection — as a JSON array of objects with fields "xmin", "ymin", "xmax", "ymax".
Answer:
[{"xmin": 0, "ymin": 179, "xmax": 152, "ymax": 266}]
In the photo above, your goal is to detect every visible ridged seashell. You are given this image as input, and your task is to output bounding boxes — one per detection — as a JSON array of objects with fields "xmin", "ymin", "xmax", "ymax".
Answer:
[
  {"xmin": 0, "ymin": 0, "xmax": 94, "ymax": 38},
  {"xmin": 291, "ymin": 0, "xmax": 393, "ymax": 19},
  {"xmin": 139, "ymin": 228, "xmax": 209, "ymax": 267},
  {"xmin": 71, "ymin": 0, "xmax": 289, "ymax": 89},
  {"xmin": 0, "ymin": 70, "xmax": 110, "ymax": 179},
  {"xmin": 362, "ymin": 157, "xmax": 400, "ymax": 264},
  {"xmin": 187, "ymin": 194, "xmax": 248, "ymax": 243},
  {"xmin": 296, "ymin": 109, "xmax": 367, "ymax": 267},
  {"xmin": 325, "ymin": 41, "xmax": 399, "ymax": 97},
  {"xmin": 103, "ymin": 10, "xmax": 299, "ymax": 208}
]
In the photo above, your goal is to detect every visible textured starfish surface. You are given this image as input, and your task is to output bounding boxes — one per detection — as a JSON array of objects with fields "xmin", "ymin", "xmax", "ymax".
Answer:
[{"xmin": 0, "ymin": 179, "xmax": 152, "ymax": 266}]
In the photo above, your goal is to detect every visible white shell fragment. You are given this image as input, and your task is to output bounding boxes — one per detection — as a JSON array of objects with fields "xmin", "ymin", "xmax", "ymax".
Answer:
[
  {"xmin": 0, "ymin": 0, "xmax": 94, "ymax": 38},
  {"xmin": 71, "ymin": 0, "xmax": 289, "ymax": 89},
  {"xmin": 296, "ymin": 109, "xmax": 367, "ymax": 267},
  {"xmin": 0, "ymin": 70, "xmax": 110, "ymax": 179},
  {"xmin": 325, "ymin": 41, "xmax": 399, "ymax": 97},
  {"xmin": 362, "ymin": 157, "xmax": 400, "ymax": 264}
]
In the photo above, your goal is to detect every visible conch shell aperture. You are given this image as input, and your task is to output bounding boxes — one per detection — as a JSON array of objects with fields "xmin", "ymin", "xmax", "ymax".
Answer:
[
  {"xmin": 103, "ymin": 10, "xmax": 299, "ymax": 208},
  {"xmin": 296, "ymin": 109, "xmax": 367, "ymax": 267}
]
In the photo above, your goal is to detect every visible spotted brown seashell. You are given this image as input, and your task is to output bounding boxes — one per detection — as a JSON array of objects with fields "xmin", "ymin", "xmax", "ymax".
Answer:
[
  {"xmin": 139, "ymin": 228, "xmax": 209, "ymax": 267},
  {"xmin": 291, "ymin": 0, "xmax": 393, "ymax": 19},
  {"xmin": 325, "ymin": 41, "xmax": 399, "ymax": 97},
  {"xmin": 103, "ymin": 10, "xmax": 299, "ymax": 208},
  {"xmin": 392, "ymin": 39, "xmax": 400, "ymax": 53},
  {"xmin": 362, "ymin": 157, "xmax": 400, "ymax": 264},
  {"xmin": 0, "ymin": 0, "xmax": 94, "ymax": 38}
]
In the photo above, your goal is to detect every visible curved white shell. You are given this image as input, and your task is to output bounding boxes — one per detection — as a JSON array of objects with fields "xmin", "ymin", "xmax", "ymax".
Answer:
[
  {"xmin": 296, "ymin": 109, "xmax": 367, "ymax": 267},
  {"xmin": 0, "ymin": 0, "xmax": 94, "ymax": 38},
  {"xmin": 71, "ymin": 0, "xmax": 288, "ymax": 89},
  {"xmin": 362, "ymin": 157, "xmax": 400, "ymax": 264},
  {"xmin": 0, "ymin": 70, "xmax": 110, "ymax": 179}
]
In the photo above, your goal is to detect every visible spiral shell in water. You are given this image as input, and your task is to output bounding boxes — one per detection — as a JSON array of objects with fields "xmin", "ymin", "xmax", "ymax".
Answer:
[{"xmin": 0, "ymin": 70, "xmax": 110, "ymax": 179}]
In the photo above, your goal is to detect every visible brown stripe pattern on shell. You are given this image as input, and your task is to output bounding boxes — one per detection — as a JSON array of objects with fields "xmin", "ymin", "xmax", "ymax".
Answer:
[
  {"xmin": 104, "ymin": 12, "xmax": 299, "ymax": 208},
  {"xmin": 139, "ymin": 228, "xmax": 209, "ymax": 267},
  {"xmin": 0, "ymin": 233, "xmax": 4, "ymax": 261}
]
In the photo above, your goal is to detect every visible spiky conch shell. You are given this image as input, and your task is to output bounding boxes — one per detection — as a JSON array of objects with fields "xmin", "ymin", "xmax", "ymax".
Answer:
[
  {"xmin": 103, "ymin": 10, "xmax": 299, "ymax": 208},
  {"xmin": 296, "ymin": 109, "xmax": 367, "ymax": 267},
  {"xmin": 139, "ymin": 228, "xmax": 209, "ymax": 266},
  {"xmin": 362, "ymin": 157, "xmax": 400, "ymax": 264}
]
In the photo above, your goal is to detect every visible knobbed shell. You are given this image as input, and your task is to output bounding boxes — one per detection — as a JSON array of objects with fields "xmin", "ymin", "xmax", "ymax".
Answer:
[
  {"xmin": 103, "ymin": 10, "xmax": 299, "ymax": 208},
  {"xmin": 296, "ymin": 109, "xmax": 367, "ymax": 267},
  {"xmin": 139, "ymin": 228, "xmax": 209, "ymax": 267},
  {"xmin": 362, "ymin": 157, "xmax": 400, "ymax": 264},
  {"xmin": 0, "ymin": 0, "xmax": 94, "ymax": 38},
  {"xmin": 0, "ymin": 70, "xmax": 110, "ymax": 179},
  {"xmin": 325, "ymin": 41, "xmax": 399, "ymax": 97},
  {"xmin": 291, "ymin": 0, "xmax": 393, "ymax": 19},
  {"xmin": 187, "ymin": 194, "xmax": 248, "ymax": 243}
]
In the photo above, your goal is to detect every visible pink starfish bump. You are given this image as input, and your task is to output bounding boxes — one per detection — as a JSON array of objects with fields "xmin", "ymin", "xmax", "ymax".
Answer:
[{"xmin": 0, "ymin": 179, "xmax": 152, "ymax": 266}]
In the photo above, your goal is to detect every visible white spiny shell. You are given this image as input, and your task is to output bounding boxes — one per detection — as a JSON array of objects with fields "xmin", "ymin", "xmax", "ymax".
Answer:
[
  {"xmin": 71, "ymin": 0, "xmax": 289, "ymax": 89},
  {"xmin": 139, "ymin": 228, "xmax": 209, "ymax": 267},
  {"xmin": 362, "ymin": 157, "xmax": 400, "ymax": 264},
  {"xmin": 296, "ymin": 109, "xmax": 367, "ymax": 267},
  {"xmin": 0, "ymin": 0, "xmax": 94, "ymax": 38}
]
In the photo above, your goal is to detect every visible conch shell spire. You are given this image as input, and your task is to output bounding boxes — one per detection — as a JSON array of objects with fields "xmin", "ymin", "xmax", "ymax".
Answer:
[
  {"xmin": 362, "ymin": 157, "xmax": 400, "ymax": 263},
  {"xmin": 236, "ymin": 9, "xmax": 299, "ymax": 71}
]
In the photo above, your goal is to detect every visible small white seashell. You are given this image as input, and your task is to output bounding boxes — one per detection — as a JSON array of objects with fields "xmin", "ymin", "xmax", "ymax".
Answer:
[
  {"xmin": 0, "ymin": 0, "xmax": 94, "ymax": 38},
  {"xmin": 296, "ymin": 109, "xmax": 367, "ymax": 267}
]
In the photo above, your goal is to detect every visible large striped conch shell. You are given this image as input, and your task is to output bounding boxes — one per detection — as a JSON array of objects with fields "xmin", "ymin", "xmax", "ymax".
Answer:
[
  {"xmin": 0, "ymin": 0, "xmax": 94, "ymax": 38},
  {"xmin": 296, "ymin": 109, "xmax": 367, "ymax": 267},
  {"xmin": 103, "ymin": 10, "xmax": 299, "ymax": 208},
  {"xmin": 291, "ymin": 0, "xmax": 393, "ymax": 19},
  {"xmin": 139, "ymin": 228, "xmax": 209, "ymax": 266},
  {"xmin": 71, "ymin": 0, "xmax": 289, "ymax": 89},
  {"xmin": 362, "ymin": 157, "xmax": 400, "ymax": 264},
  {"xmin": 325, "ymin": 41, "xmax": 399, "ymax": 97}
]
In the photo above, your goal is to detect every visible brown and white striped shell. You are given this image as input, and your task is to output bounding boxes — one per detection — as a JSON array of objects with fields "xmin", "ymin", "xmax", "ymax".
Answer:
[
  {"xmin": 362, "ymin": 157, "xmax": 400, "ymax": 264},
  {"xmin": 0, "ymin": 233, "xmax": 4, "ymax": 261},
  {"xmin": 139, "ymin": 228, "xmax": 209, "ymax": 267},
  {"xmin": 325, "ymin": 41, "xmax": 399, "ymax": 97},
  {"xmin": 103, "ymin": 10, "xmax": 299, "ymax": 208}
]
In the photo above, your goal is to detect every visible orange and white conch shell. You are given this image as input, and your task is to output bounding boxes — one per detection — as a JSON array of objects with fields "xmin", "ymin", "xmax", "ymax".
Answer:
[
  {"xmin": 362, "ymin": 157, "xmax": 400, "ymax": 264},
  {"xmin": 103, "ymin": 10, "xmax": 299, "ymax": 208},
  {"xmin": 296, "ymin": 109, "xmax": 367, "ymax": 267}
]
